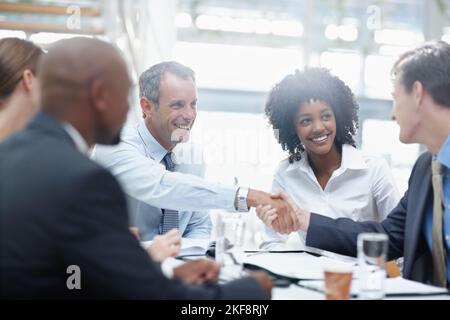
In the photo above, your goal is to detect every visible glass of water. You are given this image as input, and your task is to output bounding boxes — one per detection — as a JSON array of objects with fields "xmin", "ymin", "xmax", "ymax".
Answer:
[
  {"xmin": 215, "ymin": 212, "xmax": 246, "ymax": 278},
  {"xmin": 357, "ymin": 233, "xmax": 388, "ymax": 300}
]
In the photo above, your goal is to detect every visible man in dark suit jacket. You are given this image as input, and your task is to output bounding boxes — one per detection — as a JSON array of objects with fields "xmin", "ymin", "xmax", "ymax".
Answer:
[
  {"xmin": 306, "ymin": 152, "xmax": 436, "ymax": 284},
  {"xmin": 257, "ymin": 41, "xmax": 450, "ymax": 288},
  {"xmin": 0, "ymin": 37, "xmax": 272, "ymax": 299}
]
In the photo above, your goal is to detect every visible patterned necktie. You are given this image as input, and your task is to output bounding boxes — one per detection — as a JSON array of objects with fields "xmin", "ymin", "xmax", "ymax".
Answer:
[
  {"xmin": 160, "ymin": 152, "xmax": 179, "ymax": 234},
  {"xmin": 431, "ymin": 160, "xmax": 447, "ymax": 287}
]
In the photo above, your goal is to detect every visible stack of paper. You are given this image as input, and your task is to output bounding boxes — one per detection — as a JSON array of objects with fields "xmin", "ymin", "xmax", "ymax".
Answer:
[{"xmin": 243, "ymin": 252, "xmax": 355, "ymax": 280}]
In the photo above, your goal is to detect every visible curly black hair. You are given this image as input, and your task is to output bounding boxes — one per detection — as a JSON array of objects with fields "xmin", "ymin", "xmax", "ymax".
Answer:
[{"xmin": 265, "ymin": 67, "xmax": 359, "ymax": 163}]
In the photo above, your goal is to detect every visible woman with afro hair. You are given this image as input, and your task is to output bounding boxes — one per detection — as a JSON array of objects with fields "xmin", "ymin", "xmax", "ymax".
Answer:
[{"xmin": 258, "ymin": 68, "xmax": 400, "ymax": 251}]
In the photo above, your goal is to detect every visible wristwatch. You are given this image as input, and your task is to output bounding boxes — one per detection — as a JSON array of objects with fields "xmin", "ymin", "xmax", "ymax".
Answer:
[{"xmin": 235, "ymin": 187, "xmax": 249, "ymax": 212}]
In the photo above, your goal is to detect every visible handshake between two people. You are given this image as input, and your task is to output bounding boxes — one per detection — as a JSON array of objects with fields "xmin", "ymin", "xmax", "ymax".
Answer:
[
  {"xmin": 126, "ymin": 190, "xmax": 309, "ymax": 297},
  {"xmin": 252, "ymin": 191, "xmax": 311, "ymax": 234},
  {"xmin": 155, "ymin": 190, "xmax": 308, "ymax": 297}
]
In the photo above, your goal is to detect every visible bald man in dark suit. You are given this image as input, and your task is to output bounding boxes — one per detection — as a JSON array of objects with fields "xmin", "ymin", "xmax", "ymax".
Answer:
[{"xmin": 0, "ymin": 37, "xmax": 272, "ymax": 299}]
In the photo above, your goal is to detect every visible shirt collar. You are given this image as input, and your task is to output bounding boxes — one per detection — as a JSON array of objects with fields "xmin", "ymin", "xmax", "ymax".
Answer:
[
  {"xmin": 286, "ymin": 144, "xmax": 367, "ymax": 173},
  {"xmin": 61, "ymin": 122, "xmax": 89, "ymax": 154},
  {"xmin": 137, "ymin": 119, "xmax": 171, "ymax": 163},
  {"xmin": 437, "ymin": 134, "xmax": 450, "ymax": 170},
  {"xmin": 340, "ymin": 144, "xmax": 368, "ymax": 170}
]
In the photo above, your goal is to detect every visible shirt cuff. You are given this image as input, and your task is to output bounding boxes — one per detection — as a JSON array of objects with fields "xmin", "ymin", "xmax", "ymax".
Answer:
[
  {"xmin": 214, "ymin": 185, "xmax": 239, "ymax": 211},
  {"xmin": 160, "ymin": 257, "xmax": 185, "ymax": 279}
]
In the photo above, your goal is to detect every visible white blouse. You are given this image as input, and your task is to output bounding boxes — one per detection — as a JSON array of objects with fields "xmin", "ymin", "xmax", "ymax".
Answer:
[{"xmin": 263, "ymin": 144, "xmax": 400, "ymax": 249}]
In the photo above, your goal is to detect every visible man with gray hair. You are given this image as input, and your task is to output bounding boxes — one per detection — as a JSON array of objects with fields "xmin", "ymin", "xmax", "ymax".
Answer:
[
  {"xmin": 92, "ymin": 61, "xmax": 299, "ymax": 246},
  {"xmin": 94, "ymin": 61, "xmax": 211, "ymax": 243}
]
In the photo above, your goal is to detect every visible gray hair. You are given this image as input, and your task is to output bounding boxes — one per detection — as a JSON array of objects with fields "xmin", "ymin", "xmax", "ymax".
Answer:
[{"xmin": 139, "ymin": 61, "xmax": 195, "ymax": 103}]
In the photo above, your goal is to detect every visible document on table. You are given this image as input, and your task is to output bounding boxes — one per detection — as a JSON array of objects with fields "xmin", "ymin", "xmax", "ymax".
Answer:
[
  {"xmin": 298, "ymin": 277, "xmax": 449, "ymax": 297},
  {"xmin": 249, "ymin": 243, "xmax": 357, "ymax": 263},
  {"xmin": 141, "ymin": 237, "xmax": 212, "ymax": 256},
  {"xmin": 243, "ymin": 252, "xmax": 355, "ymax": 280}
]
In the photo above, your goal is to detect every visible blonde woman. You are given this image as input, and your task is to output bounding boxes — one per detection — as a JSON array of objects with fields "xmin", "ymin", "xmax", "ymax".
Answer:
[{"xmin": 0, "ymin": 38, "xmax": 44, "ymax": 141}]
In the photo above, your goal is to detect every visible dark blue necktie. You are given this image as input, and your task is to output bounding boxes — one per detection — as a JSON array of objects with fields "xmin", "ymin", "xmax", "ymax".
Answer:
[{"xmin": 160, "ymin": 152, "xmax": 179, "ymax": 234}]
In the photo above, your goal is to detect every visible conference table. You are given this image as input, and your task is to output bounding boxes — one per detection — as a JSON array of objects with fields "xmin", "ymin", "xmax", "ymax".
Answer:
[
  {"xmin": 173, "ymin": 238, "xmax": 450, "ymax": 300},
  {"xmin": 222, "ymin": 249, "xmax": 450, "ymax": 300}
]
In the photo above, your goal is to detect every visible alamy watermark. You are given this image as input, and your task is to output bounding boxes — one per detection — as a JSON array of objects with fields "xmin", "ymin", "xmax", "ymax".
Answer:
[
  {"xmin": 366, "ymin": 5, "xmax": 382, "ymax": 31},
  {"xmin": 66, "ymin": 265, "xmax": 81, "ymax": 290},
  {"xmin": 66, "ymin": 5, "xmax": 81, "ymax": 30},
  {"xmin": 169, "ymin": 125, "xmax": 281, "ymax": 169}
]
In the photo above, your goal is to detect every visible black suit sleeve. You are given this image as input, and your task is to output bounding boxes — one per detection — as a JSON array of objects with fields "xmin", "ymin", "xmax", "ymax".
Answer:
[{"xmin": 57, "ymin": 167, "xmax": 267, "ymax": 299}]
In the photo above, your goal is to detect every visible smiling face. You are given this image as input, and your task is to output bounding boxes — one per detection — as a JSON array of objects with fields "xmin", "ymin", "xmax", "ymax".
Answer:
[
  {"xmin": 295, "ymin": 100, "xmax": 337, "ymax": 157},
  {"xmin": 145, "ymin": 72, "xmax": 197, "ymax": 150}
]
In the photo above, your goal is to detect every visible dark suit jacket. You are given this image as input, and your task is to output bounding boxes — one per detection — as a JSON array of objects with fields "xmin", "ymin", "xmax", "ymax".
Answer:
[
  {"xmin": 0, "ymin": 112, "xmax": 267, "ymax": 299},
  {"xmin": 306, "ymin": 151, "xmax": 440, "ymax": 285}
]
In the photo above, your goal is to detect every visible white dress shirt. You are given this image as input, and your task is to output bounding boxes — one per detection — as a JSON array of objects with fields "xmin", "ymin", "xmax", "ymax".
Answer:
[
  {"xmin": 264, "ymin": 144, "xmax": 401, "ymax": 249},
  {"xmin": 62, "ymin": 122, "xmax": 89, "ymax": 155},
  {"xmin": 91, "ymin": 121, "xmax": 237, "ymax": 215},
  {"xmin": 91, "ymin": 120, "xmax": 235, "ymax": 240}
]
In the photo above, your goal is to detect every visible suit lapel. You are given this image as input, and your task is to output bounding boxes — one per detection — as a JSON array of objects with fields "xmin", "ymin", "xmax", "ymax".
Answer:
[{"xmin": 404, "ymin": 154, "xmax": 432, "ymax": 274}]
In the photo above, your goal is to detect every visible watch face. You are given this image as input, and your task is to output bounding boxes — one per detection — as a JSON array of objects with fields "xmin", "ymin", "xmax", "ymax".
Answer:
[
  {"xmin": 236, "ymin": 187, "xmax": 249, "ymax": 212},
  {"xmin": 238, "ymin": 198, "xmax": 248, "ymax": 211}
]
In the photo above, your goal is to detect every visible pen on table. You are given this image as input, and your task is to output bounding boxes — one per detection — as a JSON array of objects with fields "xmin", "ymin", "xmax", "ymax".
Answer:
[{"xmin": 296, "ymin": 281, "xmax": 325, "ymax": 295}]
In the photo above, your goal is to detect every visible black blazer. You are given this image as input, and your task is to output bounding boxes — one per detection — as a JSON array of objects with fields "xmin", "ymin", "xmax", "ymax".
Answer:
[
  {"xmin": 0, "ymin": 112, "xmax": 267, "ymax": 299},
  {"xmin": 306, "ymin": 151, "xmax": 440, "ymax": 285}
]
